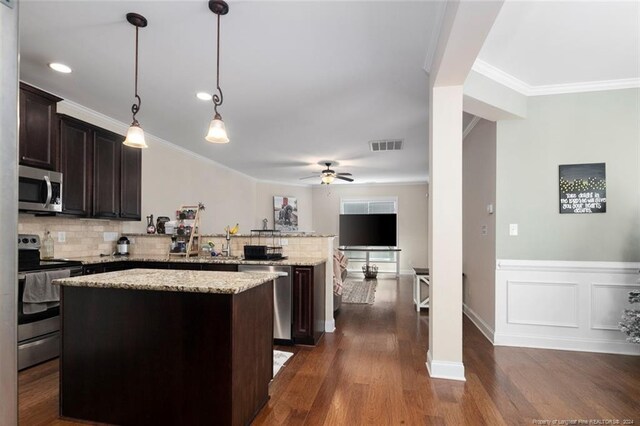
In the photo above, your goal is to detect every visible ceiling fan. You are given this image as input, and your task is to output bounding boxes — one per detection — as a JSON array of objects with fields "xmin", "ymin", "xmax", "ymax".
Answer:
[{"xmin": 300, "ymin": 162, "xmax": 354, "ymax": 184}]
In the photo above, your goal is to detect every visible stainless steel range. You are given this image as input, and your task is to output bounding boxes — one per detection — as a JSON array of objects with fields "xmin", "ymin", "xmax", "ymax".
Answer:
[{"xmin": 18, "ymin": 234, "xmax": 82, "ymax": 370}]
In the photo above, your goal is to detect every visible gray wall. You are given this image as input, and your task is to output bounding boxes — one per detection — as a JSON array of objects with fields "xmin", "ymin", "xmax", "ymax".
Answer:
[
  {"xmin": 463, "ymin": 118, "xmax": 496, "ymax": 329},
  {"xmin": 0, "ymin": 0, "xmax": 19, "ymax": 424},
  {"xmin": 496, "ymin": 89, "xmax": 640, "ymax": 261}
]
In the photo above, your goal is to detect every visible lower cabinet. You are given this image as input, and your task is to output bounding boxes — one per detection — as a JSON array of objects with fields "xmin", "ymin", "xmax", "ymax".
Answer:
[
  {"xmin": 82, "ymin": 261, "xmax": 323, "ymax": 345},
  {"xmin": 292, "ymin": 266, "xmax": 325, "ymax": 345}
]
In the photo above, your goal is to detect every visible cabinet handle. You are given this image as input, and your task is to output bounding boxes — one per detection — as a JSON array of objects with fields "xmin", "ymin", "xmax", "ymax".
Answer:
[{"xmin": 21, "ymin": 156, "xmax": 26, "ymax": 160}]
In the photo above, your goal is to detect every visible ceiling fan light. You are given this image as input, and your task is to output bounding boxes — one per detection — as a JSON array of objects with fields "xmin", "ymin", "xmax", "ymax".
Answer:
[
  {"xmin": 206, "ymin": 115, "xmax": 229, "ymax": 143},
  {"xmin": 321, "ymin": 174, "xmax": 335, "ymax": 184},
  {"xmin": 123, "ymin": 123, "xmax": 148, "ymax": 148}
]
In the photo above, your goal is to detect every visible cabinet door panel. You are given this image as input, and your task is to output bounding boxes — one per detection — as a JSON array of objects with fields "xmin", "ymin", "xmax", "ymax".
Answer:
[
  {"xmin": 59, "ymin": 117, "xmax": 92, "ymax": 216},
  {"xmin": 93, "ymin": 130, "xmax": 121, "ymax": 218},
  {"xmin": 19, "ymin": 84, "xmax": 61, "ymax": 170},
  {"xmin": 120, "ymin": 145, "xmax": 141, "ymax": 220}
]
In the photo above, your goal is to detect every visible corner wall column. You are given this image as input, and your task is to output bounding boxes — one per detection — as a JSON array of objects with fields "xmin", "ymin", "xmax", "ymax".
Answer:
[{"xmin": 427, "ymin": 84, "xmax": 465, "ymax": 381}]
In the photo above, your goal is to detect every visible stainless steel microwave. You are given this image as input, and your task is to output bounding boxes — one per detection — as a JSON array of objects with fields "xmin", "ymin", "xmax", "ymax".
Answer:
[{"xmin": 18, "ymin": 165, "xmax": 63, "ymax": 213}]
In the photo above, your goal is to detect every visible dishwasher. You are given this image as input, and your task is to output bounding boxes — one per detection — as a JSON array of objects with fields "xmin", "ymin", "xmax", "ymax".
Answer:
[{"xmin": 238, "ymin": 265, "xmax": 292, "ymax": 344}]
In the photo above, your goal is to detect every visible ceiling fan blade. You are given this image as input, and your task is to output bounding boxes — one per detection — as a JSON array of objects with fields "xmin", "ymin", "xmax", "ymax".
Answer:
[
  {"xmin": 337, "ymin": 172, "xmax": 352, "ymax": 176},
  {"xmin": 299, "ymin": 175, "xmax": 319, "ymax": 180},
  {"xmin": 336, "ymin": 176, "xmax": 354, "ymax": 182}
]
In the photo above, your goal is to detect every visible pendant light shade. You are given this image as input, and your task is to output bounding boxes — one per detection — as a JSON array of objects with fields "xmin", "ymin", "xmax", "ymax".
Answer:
[
  {"xmin": 206, "ymin": 114, "xmax": 229, "ymax": 143},
  {"xmin": 124, "ymin": 122, "xmax": 147, "ymax": 148},
  {"xmin": 206, "ymin": 1, "xmax": 230, "ymax": 144},
  {"xmin": 125, "ymin": 13, "xmax": 148, "ymax": 149}
]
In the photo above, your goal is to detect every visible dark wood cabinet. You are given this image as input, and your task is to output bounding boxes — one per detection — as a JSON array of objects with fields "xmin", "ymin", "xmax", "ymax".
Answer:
[
  {"xmin": 59, "ymin": 116, "xmax": 92, "ymax": 216},
  {"xmin": 92, "ymin": 129, "xmax": 121, "ymax": 218},
  {"xmin": 58, "ymin": 115, "xmax": 141, "ymax": 220},
  {"xmin": 120, "ymin": 144, "xmax": 142, "ymax": 220},
  {"xmin": 19, "ymin": 83, "xmax": 62, "ymax": 171},
  {"xmin": 292, "ymin": 265, "xmax": 325, "ymax": 345}
]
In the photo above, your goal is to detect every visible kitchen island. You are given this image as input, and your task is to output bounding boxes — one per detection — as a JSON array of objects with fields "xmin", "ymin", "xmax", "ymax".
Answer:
[{"xmin": 53, "ymin": 269, "xmax": 278, "ymax": 426}]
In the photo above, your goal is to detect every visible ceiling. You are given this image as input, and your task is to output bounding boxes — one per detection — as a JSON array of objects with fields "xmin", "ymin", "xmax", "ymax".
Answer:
[
  {"xmin": 477, "ymin": 0, "xmax": 640, "ymax": 87},
  {"xmin": 19, "ymin": 1, "xmax": 438, "ymax": 185},
  {"xmin": 20, "ymin": 1, "xmax": 639, "ymax": 186}
]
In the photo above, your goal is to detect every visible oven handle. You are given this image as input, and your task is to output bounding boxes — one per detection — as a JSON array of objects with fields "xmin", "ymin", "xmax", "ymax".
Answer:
[
  {"xmin": 18, "ymin": 266, "xmax": 83, "ymax": 281},
  {"xmin": 43, "ymin": 175, "xmax": 52, "ymax": 208}
]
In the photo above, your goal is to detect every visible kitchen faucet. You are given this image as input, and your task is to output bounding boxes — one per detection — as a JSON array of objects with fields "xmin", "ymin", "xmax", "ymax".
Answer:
[{"xmin": 222, "ymin": 228, "xmax": 231, "ymax": 256}]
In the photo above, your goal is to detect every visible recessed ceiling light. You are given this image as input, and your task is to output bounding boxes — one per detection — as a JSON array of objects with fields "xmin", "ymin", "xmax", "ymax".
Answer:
[
  {"xmin": 48, "ymin": 62, "xmax": 72, "ymax": 73},
  {"xmin": 196, "ymin": 92, "xmax": 212, "ymax": 101}
]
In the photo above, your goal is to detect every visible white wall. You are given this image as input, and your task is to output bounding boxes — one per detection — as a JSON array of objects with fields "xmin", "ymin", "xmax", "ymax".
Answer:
[
  {"xmin": 255, "ymin": 182, "xmax": 313, "ymax": 231},
  {"xmin": 311, "ymin": 183, "xmax": 428, "ymax": 273},
  {"xmin": 462, "ymin": 118, "xmax": 496, "ymax": 338}
]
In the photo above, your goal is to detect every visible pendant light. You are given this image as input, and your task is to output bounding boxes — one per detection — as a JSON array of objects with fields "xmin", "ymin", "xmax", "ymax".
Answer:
[
  {"xmin": 123, "ymin": 13, "xmax": 148, "ymax": 149},
  {"xmin": 205, "ymin": 0, "xmax": 230, "ymax": 144}
]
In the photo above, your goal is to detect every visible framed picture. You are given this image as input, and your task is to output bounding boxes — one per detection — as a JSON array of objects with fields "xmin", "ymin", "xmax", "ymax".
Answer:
[
  {"xmin": 559, "ymin": 163, "xmax": 606, "ymax": 214},
  {"xmin": 274, "ymin": 196, "xmax": 298, "ymax": 231}
]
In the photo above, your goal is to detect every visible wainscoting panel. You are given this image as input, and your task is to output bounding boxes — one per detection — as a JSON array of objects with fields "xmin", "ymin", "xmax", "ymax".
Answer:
[
  {"xmin": 495, "ymin": 260, "xmax": 640, "ymax": 355},
  {"xmin": 591, "ymin": 283, "xmax": 640, "ymax": 331},
  {"xmin": 507, "ymin": 281, "xmax": 578, "ymax": 328}
]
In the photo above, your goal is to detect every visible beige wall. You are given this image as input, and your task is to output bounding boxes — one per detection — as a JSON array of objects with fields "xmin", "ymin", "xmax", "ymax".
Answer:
[
  {"xmin": 311, "ymin": 183, "xmax": 428, "ymax": 272},
  {"xmin": 463, "ymin": 118, "xmax": 496, "ymax": 330},
  {"xmin": 255, "ymin": 182, "xmax": 313, "ymax": 231}
]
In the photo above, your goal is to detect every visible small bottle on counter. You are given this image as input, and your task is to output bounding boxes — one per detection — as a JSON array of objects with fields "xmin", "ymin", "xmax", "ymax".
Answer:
[{"xmin": 42, "ymin": 230, "xmax": 54, "ymax": 260}]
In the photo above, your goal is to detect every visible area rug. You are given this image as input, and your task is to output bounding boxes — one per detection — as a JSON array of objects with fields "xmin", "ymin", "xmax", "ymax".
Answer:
[
  {"xmin": 342, "ymin": 278, "xmax": 377, "ymax": 304},
  {"xmin": 273, "ymin": 350, "xmax": 293, "ymax": 378}
]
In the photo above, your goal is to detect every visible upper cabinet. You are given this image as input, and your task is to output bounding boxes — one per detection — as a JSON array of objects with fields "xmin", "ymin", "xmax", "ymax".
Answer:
[
  {"xmin": 59, "ymin": 116, "xmax": 93, "ymax": 216},
  {"xmin": 19, "ymin": 83, "xmax": 62, "ymax": 171},
  {"xmin": 58, "ymin": 114, "xmax": 142, "ymax": 221}
]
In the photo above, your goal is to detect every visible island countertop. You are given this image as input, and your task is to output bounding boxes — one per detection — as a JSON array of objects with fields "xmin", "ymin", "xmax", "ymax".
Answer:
[
  {"xmin": 53, "ymin": 268, "xmax": 279, "ymax": 294},
  {"xmin": 69, "ymin": 254, "xmax": 327, "ymax": 267}
]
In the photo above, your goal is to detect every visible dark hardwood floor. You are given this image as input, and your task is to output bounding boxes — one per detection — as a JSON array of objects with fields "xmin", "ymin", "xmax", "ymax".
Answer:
[{"xmin": 19, "ymin": 276, "xmax": 640, "ymax": 425}]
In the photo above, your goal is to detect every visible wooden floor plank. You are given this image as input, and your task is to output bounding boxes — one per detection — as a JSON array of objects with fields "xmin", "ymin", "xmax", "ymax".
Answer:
[{"xmin": 18, "ymin": 275, "xmax": 640, "ymax": 425}]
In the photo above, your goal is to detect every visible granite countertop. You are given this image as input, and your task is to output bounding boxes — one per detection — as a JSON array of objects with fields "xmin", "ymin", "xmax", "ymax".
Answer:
[
  {"xmin": 125, "ymin": 233, "xmax": 336, "ymax": 238},
  {"xmin": 72, "ymin": 254, "xmax": 327, "ymax": 267},
  {"xmin": 53, "ymin": 269, "xmax": 279, "ymax": 294}
]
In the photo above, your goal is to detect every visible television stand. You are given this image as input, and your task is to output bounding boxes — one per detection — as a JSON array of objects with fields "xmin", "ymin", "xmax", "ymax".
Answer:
[{"xmin": 338, "ymin": 246, "xmax": 402, "ymax": 278}]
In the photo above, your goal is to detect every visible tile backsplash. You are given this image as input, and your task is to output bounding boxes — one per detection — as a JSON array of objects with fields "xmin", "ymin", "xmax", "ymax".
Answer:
[
  {"xmin": 19, "ymin": 214, "xmax": 127, "ymax": 257},
  {"xmin": 19, "ymin": 214, "xmax": 332, "ymax": 259}
]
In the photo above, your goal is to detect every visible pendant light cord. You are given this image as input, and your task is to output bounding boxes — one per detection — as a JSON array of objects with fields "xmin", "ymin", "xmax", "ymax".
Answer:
[
  {"xmin": 131, "ymin": 25, "xmax": 141, "ymax": 124},
  {"xmin": 213, "ymin": 12, "xmax": 224, "ymax": 116}
]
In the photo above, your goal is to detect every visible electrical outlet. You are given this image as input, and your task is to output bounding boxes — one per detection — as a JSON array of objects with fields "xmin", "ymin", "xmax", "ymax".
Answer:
[
  {"xmin": 509, "ymin": 224, "xmax": 518, "ymax": 236},
  {"xmin": 281, "ymin": 238, "xmax": 288, "ymax": 246},
  {"xmin": 481, "ymin": 225, "xmax": 488, "ymax": 236},
  {"xmin": 58, "ymin": 231, "xmax": 66, "ymax": 243},
  {"xmin": 103, "ymin": 232, "xmax": 118, "ymax": 242}
]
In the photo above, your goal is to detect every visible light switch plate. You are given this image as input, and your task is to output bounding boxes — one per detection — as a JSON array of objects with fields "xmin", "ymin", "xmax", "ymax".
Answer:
[
  {"xmin": 58, "ymin": 231, "xmax": 66, "ymax": 243},
  {"xmin": 509, "ymin": 224, "xmax": 518, "ymax": 236}
]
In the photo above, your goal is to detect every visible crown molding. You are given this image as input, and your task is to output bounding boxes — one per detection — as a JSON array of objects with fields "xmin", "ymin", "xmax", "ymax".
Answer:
[
  {"xmin": 471, "ymin": 59, "xmax": 640, "ymax": 97},
  {"xmin": 422, "ymin": 1, "xmax": 447, "ymax": 74}
]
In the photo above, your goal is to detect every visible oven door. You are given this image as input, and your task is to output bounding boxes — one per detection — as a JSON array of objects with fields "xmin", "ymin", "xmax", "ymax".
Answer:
[{"xmin": 18, "ymin": 165, "xmax": 63, "ymax": 213}]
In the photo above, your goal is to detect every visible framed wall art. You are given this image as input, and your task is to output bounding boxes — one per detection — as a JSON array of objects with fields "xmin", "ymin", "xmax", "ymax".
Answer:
[{"xmin": 559, "ymin": 163, "xmax": 606, "ymax": 214}]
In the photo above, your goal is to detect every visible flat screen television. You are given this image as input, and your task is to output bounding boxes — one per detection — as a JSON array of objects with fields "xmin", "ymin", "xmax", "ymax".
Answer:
[{"xmin": 339, "ymin": 214, "xmax": 397, "ymax": 247}]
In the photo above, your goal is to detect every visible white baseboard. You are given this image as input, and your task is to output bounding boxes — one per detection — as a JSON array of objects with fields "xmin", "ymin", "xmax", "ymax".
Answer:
[
  {"xmin": 426, "ymin": 350, "xmax": 466, "ymax": 381},
  {"xmin": 494, "ymin": 333, "xmax": 640, "ymax": 356},
  {"xmin": 463, "ymin": 304, "xmax": 495, "ymax": 344},
  {"xmin": 324, "ymin": 319, "xmax": 336, "ymax": 333}
]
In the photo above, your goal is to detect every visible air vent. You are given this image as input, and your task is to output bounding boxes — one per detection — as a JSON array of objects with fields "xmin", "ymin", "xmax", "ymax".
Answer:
[{"xmin": 369, "ymin": 139, "xmax": 403, "ymax": 152}]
